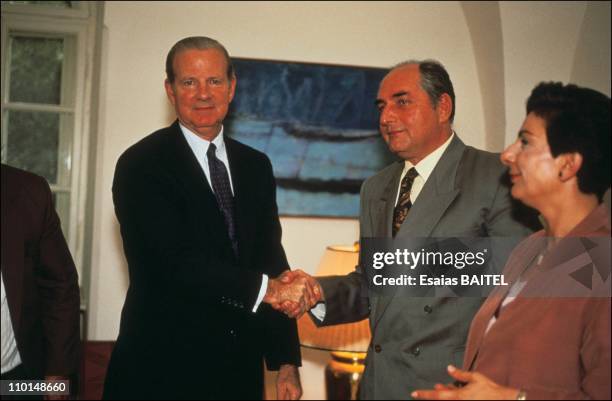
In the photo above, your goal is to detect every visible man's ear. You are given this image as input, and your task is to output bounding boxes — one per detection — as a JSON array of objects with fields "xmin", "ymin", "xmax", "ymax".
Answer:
[
  {"xmin": 557, "ymin": 152, "xmax": 583, "ymax": 181},
  {"xmin": 228, "ymin": 74, "xmax": 237, "ymax": 103},
  {"xmin": 436, "ymin": 93, "xmax": 453, "ymax": 124},
  {"xmin": 164, "ymin": 79, "xmax": 176, "ymax": 106}
]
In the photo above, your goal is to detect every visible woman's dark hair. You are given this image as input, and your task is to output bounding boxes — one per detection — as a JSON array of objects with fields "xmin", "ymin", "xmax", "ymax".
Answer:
[{"xmin": 526, "ymin": 82, "xmax": 611, "ymax": 200}]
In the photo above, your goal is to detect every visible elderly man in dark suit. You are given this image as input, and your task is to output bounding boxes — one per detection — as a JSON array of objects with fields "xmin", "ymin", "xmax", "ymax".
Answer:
[
  {"xmin": 278, "ymin": 60, "xmax": 538, "ymax": 399},
  {"xmin": 1, "ymin": 164, "xmax": 80, "ymax": 397},
  {"xmin": 103, "ymin": 36, "xmax": 309, "ymax": 400}
]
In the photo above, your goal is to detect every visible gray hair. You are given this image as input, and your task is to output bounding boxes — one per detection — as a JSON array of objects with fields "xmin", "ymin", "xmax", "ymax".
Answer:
[
  {"xmin": 390, "ymin": 59, "xmax": 456, "ymax": 122},
  {"xmin": 165, "ymin": 36, "xmax": 234, "ymax": 83}
]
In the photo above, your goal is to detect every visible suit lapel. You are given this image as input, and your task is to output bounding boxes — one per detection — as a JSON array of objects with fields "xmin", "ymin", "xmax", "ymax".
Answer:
[
  {"xmin": 165, "ymin": 122, "xmax": 231, "ymax": 248},
  {"xmin": 463, "ymin": 236, "xmax": 543, "ymax": 369},
  {"xmin": 373, "ymin": 136, "xmax": 464, "ymax": 326},
  {"xmin": 394, "ymin": 180, "xmax": 459, "ymax": 240},
  {"xmin": 224, "ymin": 137, "xmax": 253, "ymax": 268},
  {"xmin": 462, "ymin": 293, "xmax": 500, "ymax": 369},
  {"xmin": 167, "ymin": 121, "xmax": 217, "ymax": 201},
  {"xmin": 397, "ymin": 135, "xmax": 465, "ymax": 237},
  {"xmin": 368, "ymin": 163, "xmax": 403, "ymax": 318}
]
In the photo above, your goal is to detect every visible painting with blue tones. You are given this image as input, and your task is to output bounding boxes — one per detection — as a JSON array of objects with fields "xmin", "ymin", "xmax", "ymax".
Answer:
[{"xmin": 225, "ymin": 58, "xmax": 395, "ymax": 218}]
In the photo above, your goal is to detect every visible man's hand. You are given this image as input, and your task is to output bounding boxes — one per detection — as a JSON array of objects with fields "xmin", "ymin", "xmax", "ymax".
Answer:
[
  {"xmin": 276, "ymin": 364, "xmax": 302, "ymax": 400},
  {"xmin": 411, "ymin": 365, "xmax": 520, "ymax": 400},
  {"xmin": 278, "ymin": 270, "xmax": 323, "ymax": 318},
  {"xmin": 263, "ymin": 270, "xmax": 323, "ymax": 318}
]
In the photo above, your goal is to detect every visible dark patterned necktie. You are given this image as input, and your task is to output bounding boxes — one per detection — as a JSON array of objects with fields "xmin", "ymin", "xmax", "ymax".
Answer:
[
  {"xmin": 207, "ymin": 143, "xmax": 237, "ymax": 254},
  {"xmin": 392, "ymin": 167, "xmax": 419, "ymax": 237}
]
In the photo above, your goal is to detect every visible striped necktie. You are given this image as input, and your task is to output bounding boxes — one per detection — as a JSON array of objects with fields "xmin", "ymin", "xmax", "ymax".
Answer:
[
  {"xmin": 392, "ymin": 167, "xmax": 419, "ymax": 237},
  {"xmin": 207, "ymin": 143, "xmax": 237, "ymax": 254}
]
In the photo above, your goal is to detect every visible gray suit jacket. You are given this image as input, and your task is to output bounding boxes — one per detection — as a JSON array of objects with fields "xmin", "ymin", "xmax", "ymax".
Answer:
[{"xmin": 316, "ymin": 135, "xmax": 536, "ymax": 399}]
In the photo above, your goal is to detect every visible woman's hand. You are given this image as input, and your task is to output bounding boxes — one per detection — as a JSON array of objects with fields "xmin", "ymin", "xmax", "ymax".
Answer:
[{"xmin": 411, "ymin": 365, "xmax": 520, "ymax": 400}]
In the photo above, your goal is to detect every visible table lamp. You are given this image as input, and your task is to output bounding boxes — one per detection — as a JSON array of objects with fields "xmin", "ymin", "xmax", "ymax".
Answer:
[{"xmin": 297, "ymin": 244, "xmax": 371, "ymax": 400}]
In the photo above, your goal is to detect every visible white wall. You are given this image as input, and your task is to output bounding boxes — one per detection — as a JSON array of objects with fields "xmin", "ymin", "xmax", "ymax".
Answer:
[
  {"xmin": 88, "ymin": 1, "xmax": 609, "ymax": 399},
  {"xmin": 500, "ymin": 1, "xmax": 587, "ymax": 145},
  {"xmin": 570, "ymin": 1, "xmax": 611, "ymax": 95}
]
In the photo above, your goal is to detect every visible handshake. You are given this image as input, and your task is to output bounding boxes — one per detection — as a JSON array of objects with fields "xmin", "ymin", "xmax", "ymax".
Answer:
[{"xmin": 264, "ymin": 270, "xmax": 323, "ymax": 318}]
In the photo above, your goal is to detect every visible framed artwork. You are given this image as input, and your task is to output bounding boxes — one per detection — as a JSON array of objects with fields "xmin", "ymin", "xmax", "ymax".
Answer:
[{"xmin": 225, "ymin": 58, "xmax": 395, "ymax": 218}]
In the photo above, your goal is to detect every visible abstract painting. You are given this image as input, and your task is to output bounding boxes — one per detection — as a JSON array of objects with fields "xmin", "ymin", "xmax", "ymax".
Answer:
[{"xmin": 225, "ymin": 58, "xmax": 395, "ymax": 217}]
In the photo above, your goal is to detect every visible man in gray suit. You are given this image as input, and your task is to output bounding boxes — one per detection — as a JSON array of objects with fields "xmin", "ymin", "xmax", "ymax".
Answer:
[{"xmin": 278, "ymin": 60, "xmax": 537, "ymax": 399}]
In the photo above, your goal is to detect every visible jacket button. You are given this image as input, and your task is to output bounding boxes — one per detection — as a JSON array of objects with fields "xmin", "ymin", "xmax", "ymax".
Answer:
[
  {"xmin": 374, "ymin": 344, "xmax": 382, "ymax": 353},
  {"xmin": 424, "ymin": 305, "xmax": 432, "ymax": 314},
  {"xmin": 412, "ymin": 347, "xmax": 421, "ymax": 356}
]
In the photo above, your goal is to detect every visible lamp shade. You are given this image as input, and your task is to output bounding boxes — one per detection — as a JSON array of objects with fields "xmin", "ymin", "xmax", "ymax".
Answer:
[{"xmin": 297, "ymin": 245, "xmax": 371, "ymax": 353}]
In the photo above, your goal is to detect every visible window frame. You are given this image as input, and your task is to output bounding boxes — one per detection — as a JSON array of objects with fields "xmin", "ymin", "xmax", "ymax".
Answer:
[
  {"xmin": 1, "ymin": 2, "xmax": 98, "ymax": 287},
  {"xmin": 1, "ymin": 1, "xmax": 89, "ymax": 19}
]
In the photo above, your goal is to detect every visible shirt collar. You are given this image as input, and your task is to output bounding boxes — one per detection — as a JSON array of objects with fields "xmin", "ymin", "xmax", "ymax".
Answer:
[
  {"xmin": 403, "ymin": 132, "xmax": 455, "ymax": 181},
  {"xmin": 179, "ymin": 123, "xmax": 226, "ymax": 155}
]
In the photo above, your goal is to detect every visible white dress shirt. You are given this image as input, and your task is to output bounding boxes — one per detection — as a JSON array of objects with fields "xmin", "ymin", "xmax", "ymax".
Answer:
[
  {"xmin": 394, "ymin": 132, "xmax": 454, "ymax": 206},
  {"xmin": 179, "ymin": 123, "xmax": 268, "ymax": 313},
  {"xmin": 1, "ymin": 272, "xmax": 22, "ymax": 374},
  {"xmin": 311, "ymin": 133, "xmax": 455, "ymax": 321},
  {"xmin": 179, "ymin": 123, "xmax": 235, "ymax": 195}
]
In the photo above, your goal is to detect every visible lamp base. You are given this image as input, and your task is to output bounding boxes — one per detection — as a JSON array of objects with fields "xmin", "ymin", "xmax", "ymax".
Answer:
[{"xmin": 325, "ymin": 351, "xmax": 366, "ymax": 400}]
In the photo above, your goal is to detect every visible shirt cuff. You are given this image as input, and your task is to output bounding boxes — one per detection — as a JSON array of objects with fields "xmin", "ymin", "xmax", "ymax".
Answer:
[
  {"xmin": 310, "ymin": 303, "xmax": 326, "ymax": 322},
  {"xmin": 252, "ymin": 274, "xmax": 269, "ymax": 313}
]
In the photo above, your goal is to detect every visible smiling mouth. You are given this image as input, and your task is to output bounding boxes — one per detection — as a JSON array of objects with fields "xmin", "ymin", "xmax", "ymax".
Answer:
[{"xmin": 509, "ymin": 173, "xmax": 521, "ymax": 183}]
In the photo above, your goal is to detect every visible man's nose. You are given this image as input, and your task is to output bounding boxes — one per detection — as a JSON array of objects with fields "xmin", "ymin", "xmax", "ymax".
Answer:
[
  {"xmin": 380, "ymin": 106, "xmax": 396, "ymax": 126},
  {"xmin": 196, "ymin": 83, "xmax": 212, "ymax": 99}
]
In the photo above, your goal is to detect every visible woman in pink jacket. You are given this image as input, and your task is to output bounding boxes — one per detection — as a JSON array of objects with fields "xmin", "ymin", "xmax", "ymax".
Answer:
[{"xmin": 413, "ymin": 82, "xmax": 610, "ymax": 400}]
